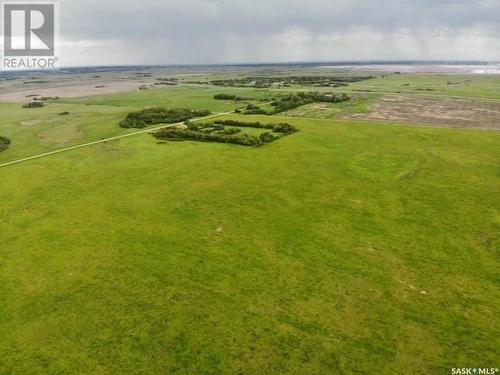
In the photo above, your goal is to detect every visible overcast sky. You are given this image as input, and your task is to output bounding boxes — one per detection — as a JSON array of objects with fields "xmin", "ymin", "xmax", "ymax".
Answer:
[{"xmin": 59, "ymin": 0, "xmax": 500, "ymax": 66}]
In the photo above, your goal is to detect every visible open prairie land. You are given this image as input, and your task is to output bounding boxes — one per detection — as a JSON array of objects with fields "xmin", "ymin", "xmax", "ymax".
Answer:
[{"xmin": 0, "ymin": 69, "xmax": 499, "ymax": 374}]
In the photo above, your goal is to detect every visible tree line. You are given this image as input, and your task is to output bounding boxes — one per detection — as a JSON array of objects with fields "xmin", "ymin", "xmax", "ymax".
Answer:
[
  {"xmin": 213, "ymin": 94, "xmax": 252, "ymax": 101},
  {"xmin": 209, "ymin": 75, "xmax": 373, "ymax": 88},
  {"xmin": 120, "ymin": 107, "xmax": 211, "ymax": 128}
]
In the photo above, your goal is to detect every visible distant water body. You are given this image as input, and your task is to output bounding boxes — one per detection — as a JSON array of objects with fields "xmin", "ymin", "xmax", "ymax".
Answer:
[{"xmin": 318, "ymin": 63, "xmax": 500, "ymax": 74}]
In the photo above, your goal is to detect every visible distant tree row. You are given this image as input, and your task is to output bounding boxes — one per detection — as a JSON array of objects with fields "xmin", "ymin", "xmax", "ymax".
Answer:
[
  {"xmin": 22, "ymin": 101, "xmax": 45, "ymax": 108},
  {"xmin": 210, "ymin": 75, "xmax": 373, "ymax": 88},
  {"xmin": 213, "ymin": 93, "xmax": 251, "ymax": 101},
  {"xmin": 120, "ymin": 107, "xmax": 211, "ymax": 128},
  {"xmin": 270, "ymin": 92, "xmax": 351, "ymax": 114}
]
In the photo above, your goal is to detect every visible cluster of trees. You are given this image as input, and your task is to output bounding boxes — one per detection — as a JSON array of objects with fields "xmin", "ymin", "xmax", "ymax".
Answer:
[
  {"xmin": 213, "ymin": 94, "xmax": 251, "ymax": 101},
  {"xmin": 200, "ymin": 120, "xmax": 298, "ymax": 135},
  {"xmin": 0, "ymin": 136, "xmax": 11, "ymax": 152},
  {"xmin": 210, "ymin": 75, "xmax": 373, "ymax": 88},
  {"xmin": 120, "ymin": 107, "xmax": 211, "ymax": 128},
  {"xmin": 154, "ymin": 128, "xmax": 267, "ymax": 146},
  {"xmin": 289, "ymin": 75, "xmax": 374, "ymax": 85},
  {"xmin": 156, "ymin": 77, "xmax": 178, "ymax": 82},
  {"xmin": 243, "ymin": 104, "xmax": 267, "ymax": 115},
  {"xmin": 154, "ymin": 120, "xmax": 297, "ymax": 147},
  {"xmin": 22, "ymin": 102, "xmax": 44, "ymax": 108},
  {"xmin": 270, "ymin": 92, "xmax": 351, "ymax": 114}
]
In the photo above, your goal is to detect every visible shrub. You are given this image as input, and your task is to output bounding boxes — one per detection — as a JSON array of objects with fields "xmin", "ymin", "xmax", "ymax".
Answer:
[
  {"xmin": 214, "ymin": 93, "xmax": 236, "ymax": 100},
  {"xmin": 58, "ymin": 111, "xmax": 70, "ymax": 116},
  {"xmin": 214, "ymin": 94, "xmax": 251, "ymax": 101},
  {"xmin": 22, "ymin": 101, "xmax": 44, "ymax": 108},
  {"xmin": 259, "ymin": 132, "xmax": 276, "ymax": 143},
  {"xmin": 185, "ymin": 121, "xmax": 199, "ymax": 131},
  {"xmin": 272, "ymin": 123, "xmax": 297, "ymax": 134},
  {"xmin": 0, "ymin": 136, "xmax": 11, "ymax": 152},
  {"xmin": 244, "ymin": 108, "xmax": 268, "ymax": 115},
  {"xmin": 192, "ymin": 109, "xmax": 211, "ymax": 117},
  {"xmin": 246, "ymin": 104, "xmax": 260, "ymax": 110},
  {"xmin": 219, "ymin": 128, "xmax": 241, "ymax": 135}
]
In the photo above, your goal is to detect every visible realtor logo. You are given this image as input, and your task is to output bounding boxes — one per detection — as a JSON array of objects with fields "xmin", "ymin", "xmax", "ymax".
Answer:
[{"xmin": 2, "ymin": 2, "xmax": 59, "ymax": 69}]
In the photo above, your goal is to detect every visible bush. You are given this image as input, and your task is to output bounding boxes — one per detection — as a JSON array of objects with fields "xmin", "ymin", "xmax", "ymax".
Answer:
[
  {"xmin": 192, "ymin": 109, "xmax": 211, "ymax": 117},
  {"xmin": 58, "ymin": 111, "xmax": 70, "ymax": 116},
  {"xmin": 246, "ymin": 104, "xmax": 260, "ymax": 110},
  {"xmin": 22, "ymin": 102, "xmax": 44, "ymax": 108},
  {"xmin": 259, "ymin": 132, "xmax": 276, "ymax": 143},
  {"xmin": 218, "ymin": 128, "xmax": 241, "ymax": 135},
  {"xmin": 244, "ymin": 108, "xmax": 268, "ymax": 115},
  {"xmin": 213, "ymin": 93, "xmax": 250, "ymax": 101},
  {"xmin": 185, "ymin": 121, "xmax": 199, "ymax": 131},
  {"xmin": 119, "ymin": 107, "xmax": 211, "ymax": 128},
  {"xmin": 0, "ymin": 136, "xmax": 11, "ymax": 152},
  {"xmin": 272, "ymin": 123, "xmax": 297, "ymax": 134}
]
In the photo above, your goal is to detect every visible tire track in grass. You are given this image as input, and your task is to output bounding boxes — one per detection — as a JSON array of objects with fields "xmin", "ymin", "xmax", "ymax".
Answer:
[{"xmin": 0, "ymin": 111, "xmax": 235, "ymax": 169}]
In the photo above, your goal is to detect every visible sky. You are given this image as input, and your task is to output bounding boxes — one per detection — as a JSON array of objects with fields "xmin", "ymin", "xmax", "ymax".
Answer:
[{"xmin": 59, "ymin": 0, "xmax": 500, "ymax": 66}]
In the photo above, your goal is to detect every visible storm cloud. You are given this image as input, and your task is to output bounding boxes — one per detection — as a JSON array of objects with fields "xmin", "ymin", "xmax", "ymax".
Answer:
[{"xmin": 59, "ymin": 0, "xmax": 500, "ymax": 65}]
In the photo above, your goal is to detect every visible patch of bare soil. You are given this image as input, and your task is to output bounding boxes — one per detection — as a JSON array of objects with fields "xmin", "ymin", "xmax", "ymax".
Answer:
[{"xmin": 341, "ymin": 95, "xmax": 500, "ymax": 130}]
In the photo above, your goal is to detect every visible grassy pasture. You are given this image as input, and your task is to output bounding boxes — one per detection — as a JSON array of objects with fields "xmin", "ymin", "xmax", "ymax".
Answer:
[
  {"xmin": 57, "ymin": 85, "xmax": 274, "ymax": 109},
  {"xmin": 0, "ymin": 102, "xmax": 132, "ymax": 163},
  {"xmin": 337, "ymin": 74, "xmax": 500, "ymax": 99},
  {"xmin": 0, "ymin": 111, "xmax": 498, "ymax": 374},
  {"xmin": 0, "ymin": 87, "xmax": 273, "ymax": 164}
]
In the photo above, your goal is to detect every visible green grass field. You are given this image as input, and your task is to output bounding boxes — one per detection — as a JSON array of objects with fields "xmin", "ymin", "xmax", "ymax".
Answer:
[
  {"xmin": 0, "ymin": 86, "xmax": 274, "ymax": 164},
  {"xmin": 338, "ymin": 74, "xmax": 500, "ymax": 99},
  {"xmin": 57, "ymin": 85, "xmax": 273, "ymax": 109},
  {"xmin": 0, "ymin": 78, "xmax": 499, "ymax": 374}
]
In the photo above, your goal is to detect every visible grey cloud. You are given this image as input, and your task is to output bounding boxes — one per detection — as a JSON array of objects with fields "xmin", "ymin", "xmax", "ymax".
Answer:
[{"xmin": 58, "ymin": 0, "xmax": 500, "ymax": 65}]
